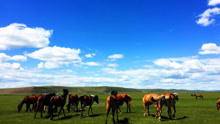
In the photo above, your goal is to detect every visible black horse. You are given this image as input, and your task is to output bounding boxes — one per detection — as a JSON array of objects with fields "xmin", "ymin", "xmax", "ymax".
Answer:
[{"xmin": 79, "ymin": 95, "xmax": 99, "ymax": 117}]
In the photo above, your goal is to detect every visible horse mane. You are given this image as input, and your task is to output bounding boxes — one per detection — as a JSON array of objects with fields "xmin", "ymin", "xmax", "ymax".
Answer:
[{"xmin": 17, "ymin": 96, "xmax": 27, "ymax": 112}]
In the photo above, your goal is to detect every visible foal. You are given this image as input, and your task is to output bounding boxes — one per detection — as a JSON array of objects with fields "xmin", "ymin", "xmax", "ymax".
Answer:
[
  {"xmin": 142, "ymin": 93, "xmax": 165, "ymax": 121},
  {"xmin": 79, "ymin": 95, "xmax": 99, "ymax": 117},
  {"xmin": 67, "ymin": 94, "xmax": 79, "ymax": 112},
  {"xmin": 48, "ymin": 89, "xmax": 69, "ymax": 120},
  {"xmin": 160, "ymin": 93, "xmax": 179, "ymax": 120},
  {"xmin": 105, "ymin": 91, "xmax": 119, "ymax": 124},
  {"xmin": 117, "ymin": 94, "xmax": 132, "ymax": 113}
]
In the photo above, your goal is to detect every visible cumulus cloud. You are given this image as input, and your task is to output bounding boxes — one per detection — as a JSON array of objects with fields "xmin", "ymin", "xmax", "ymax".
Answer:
[
  {"xmin": 199, "ymin": 43, "xmax": 220, "ymax": 54},
  {"xmin": 0, "ymin": 23, "xmax": 52, "ymax": 50},
  {"xmin": 27, "ymin": 46, "xmax": 81, "ymax": 69},
  {"xmin": 0, "ymin": 53, "xmax": 27, "ymax": 61},
  {"xmin": 196, "ymin": 7, "xmax": 220, "ymax": 26},
  {"xmin": 107, "ymin": 63, "xmax": 118, "ymax": 67},
  {"xmin": 108, "ymin": 54, "xmax": 124, "ymax": 61},
  {"xmin": 83, "ymin": 62, "xmax": 100, "ymax": 66},
  {"xmin": 208, "ymin": 0, "xmax": 220, "ymax": 6},
  {"xmin": 85, "ymin": 53, "xmax": 96, "ymax": 58}
]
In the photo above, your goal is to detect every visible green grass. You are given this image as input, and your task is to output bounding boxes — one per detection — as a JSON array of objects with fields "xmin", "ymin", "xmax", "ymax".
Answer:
[{"xmin": 0, "ymin": 92, "xmax": 220, "ymax": 124}]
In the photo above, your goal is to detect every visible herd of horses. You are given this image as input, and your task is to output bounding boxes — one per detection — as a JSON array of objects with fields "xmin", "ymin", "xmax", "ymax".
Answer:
[{"xmin": 17, "ymin": 90, "xmax": 219, "ymax": 123}]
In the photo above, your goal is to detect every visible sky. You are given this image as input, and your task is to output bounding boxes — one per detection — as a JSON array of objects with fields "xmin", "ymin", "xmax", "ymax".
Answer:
[{"xmin": 0, "ymin": 0, "xmax": 220, "ymax": 90}]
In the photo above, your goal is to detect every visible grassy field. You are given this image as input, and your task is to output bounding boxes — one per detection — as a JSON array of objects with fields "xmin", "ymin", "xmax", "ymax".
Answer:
[{"xmin": 0, "ymin": 92, "xmax": 220, "ymax": 124}]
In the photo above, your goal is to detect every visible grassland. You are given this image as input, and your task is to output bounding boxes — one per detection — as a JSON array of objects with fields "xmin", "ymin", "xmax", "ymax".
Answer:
[{"xmin": 0, "ymin": 90, "xmax": 220, "ymax": 124}]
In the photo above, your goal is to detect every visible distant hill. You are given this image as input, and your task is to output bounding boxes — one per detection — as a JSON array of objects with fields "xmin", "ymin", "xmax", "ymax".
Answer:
[{"xmin": 0, "ymin": 86, "xmax": 213, "ymax": 95}]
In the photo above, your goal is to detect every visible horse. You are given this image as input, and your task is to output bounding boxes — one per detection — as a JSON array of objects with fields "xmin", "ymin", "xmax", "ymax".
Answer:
[
  {"xmin": 67, "ymin": 94, "xmax": 79, "ymax": 112},
  {"xmin": 79, "ymin": 95, "xmax": 99, "ymax": 117},
  {"xmin": 48, "ymin": 89, "xmax": 69, "ymax": 120},
  {"xmin": 105, "ymin": 91, "xmax": 119, "ymax": 124},
  {"xmin": 160, "ymin": 93, "xmax": 179, "ymax": 120},
  {"xmin": 17, "ymin": 94, "xmax": 41, "ymax": 112},
  {"xmin": 142, "ymin": 93, "xmax": 165, "ymax": 121},
  {"xmin": 34, "ymin": 93, "xmax": 56, "ymax": 118},
  {"xmin": 117, "ymin": 93, "xmax": 132, "ymax": 113},
  {"xmin": 217, "ymin": 98, "xmax": 220, "ymax": 110},
  {"xmin": 191, "ymin": 94, "xmax": 204, "ymax": 99}
]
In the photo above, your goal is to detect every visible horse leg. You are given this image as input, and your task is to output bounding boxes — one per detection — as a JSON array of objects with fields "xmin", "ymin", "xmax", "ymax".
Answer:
[
  {"xmin": 147, "ymin": 105, "xmax": 150, "ymax": 116},
  {"xmin": 173, "ymin": 105, "xmax": 176, "ymax": 118},
  {"xmin": 81, "ymin": 104, "xmax": 86, "ymax": 117},
  {"xmin": 112, "ymin": 108, "xmax": 116, "ymax": 124},
  {"xmin": 118, "ymin": 106, "xmax": 122, "ymax": 114},
  {"xmin": 25, "ymin": 104, "xmax": 29, "ymax": 112},
  {"xmin": 34, "ymin": 111, "xmax": 37, "ymax": 118},
  {"xmin": 62, "ymin": 107, "xmax": 65, "ymax": 117},
  {"xmin": 144, "ymin": 103, "xmax": 146, "ymax": 117},
  {"xmin": 91, "ymin": 106, "xmax": 93, "ymax": 115},
  {"xmin": 58, "ymin": 107, "xmax": 62, "ymax": 118},
  {"xmin": 105, "ymin": 107, "xmax": 110, "ymax": 124},
  {"xmin": 168, "ymin": 107, "xmax": 172, "ymax": 119},
  {"xmin": 116, "ymin": 106, "xmax": 119, "ymax": 122},
  {"xmin": 87, "ymin": 106, "xmax": 91, "ymax": 116}
]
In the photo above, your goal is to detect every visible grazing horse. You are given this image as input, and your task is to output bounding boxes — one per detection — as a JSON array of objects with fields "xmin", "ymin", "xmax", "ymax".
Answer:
[
  {"xmin": 17, "ymin": 95, "xmax": 41, "ymax": 112},
  {"xmin": 34, "ymin": 93, "xmax": 56, "ymax": 118},
  {"xmin": 105, "ymin": 91, "xmax": 119, "ymax": 124},
  {"xmin": 142, "ymin": 93, "xmax": 165, "ymax": 121},
  {"xmin": 217, "ymin": 98, "xmax": 220, "ymax": 110},
  {"xmin": 160, "ymin": 93, "xmax": 179, "ymax": 120},
  {"xmin": 67, "ymin": 94, "xmax": 79, "ymax": 112},
  {"xmin": 117, "ymin": 94, "xmax": 132, "ymax": 113},
  {"xmin": 191, "ymin": 94, "xmax": 204, "ymax": 99},
  {"xmin": 79, "ymin": 95, "xmax": 99, "ymax": 117},
  {"xmin": 48, "ymin": 89, "xmax": 69, "ymax": 120}
]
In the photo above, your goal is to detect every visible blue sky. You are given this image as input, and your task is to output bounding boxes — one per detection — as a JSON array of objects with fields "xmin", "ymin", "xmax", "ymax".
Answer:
[{"xmin": 0, "ymin": 0, "xmax": 220, "ymax": 90}]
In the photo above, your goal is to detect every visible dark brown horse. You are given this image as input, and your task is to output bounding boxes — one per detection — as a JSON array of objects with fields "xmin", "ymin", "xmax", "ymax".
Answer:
[
  {"xmin": 105, "ymin": 91, "xmax": 119, "ymax": 124},
  {"xmin": 217, "ymin": 98, "xmax": 220, "ymax": 110},
  {"xmin": 117, "ymin": 94, "xmax": 132, "ymax": 113},
  {"xmin": 191, "ymin": 94, "xmax": 204, "ymax": 99},
  {"xmin": 34, "ymin": 93, "xmax": 56, "ymax": 118},
  {"xmin": 67, "ymin": 94, "xmax": 79, "ymax": 112},
  {"xmin": 79, "ymin": 95, "xmax": 99, "ymax": 117},
  {"xmin": 48, "ymin": 89, "xmax": 69, "ymax": 120},
  {"xmin": 142, "ymin": 93, "xmax": 165, "ymax": 121},
  {"xmin": 17, "ymin": 95, "xmax": 41, "ymax": 112},
  {"xmin": 160, "ymin": 93, "xmax": 179, "ymax": 120}
]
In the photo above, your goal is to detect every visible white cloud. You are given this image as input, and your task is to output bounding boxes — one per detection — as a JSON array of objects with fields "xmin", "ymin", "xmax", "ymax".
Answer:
[
  {"xmin": 0, "ymin": 53, "xmax": 27, "ymax": 61},
  {"xmin": 108, "ymin": 54, "xmax": 124, "ymax": 61},
  {"xmin": 27, "ymin": 46, "xmax": 82, "ymax": 69},
  {"xmin": 0, "ymin": 23, "xmax": 52, "ymax": 50},
  {"xmin": 199, "ymin": 43, "xmax": 220, "ymax": 54},
  {"xmin": 107, "ymin": 63, "xmax": 118, "ymax": 67},
  {"xmin": 85, "ymin": 53, "xmax": 96, "ymax": 58},
  {"xmin": 0, "ymin": 61, "xmax": 23, "ymax": 70},
  {"xmin": 208, "ymin": 0, "xmax": 220, "ymax": 6},
  {"xmin": 84, "ymin": 62, "xmax": 100, "ymax": 66},
  {"xmin": 196, "ymin": 7, "xmax": 220, "ymax": 26}
]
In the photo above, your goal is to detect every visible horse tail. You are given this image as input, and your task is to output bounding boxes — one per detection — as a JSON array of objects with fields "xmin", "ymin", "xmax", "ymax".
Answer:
[
  {"xmin": 48, "ymin": 97, "xmax": 54, "ymax": 115},
  {"xmin": 67, "ymin": 95, "xmax": 71, "ymax": 112}
]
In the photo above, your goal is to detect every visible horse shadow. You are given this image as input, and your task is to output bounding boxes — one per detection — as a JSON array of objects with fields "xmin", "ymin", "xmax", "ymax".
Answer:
[
  {"xmin": 88, "ymin": 113, "xmax": 103, "ymax": 117},
  {"xmin": 118, "ymin": 118, "xmax": 131, "ymax": 124},
  {"xmin": 150, "ymin": 114, "xmax": 188, "ymax": 121}
]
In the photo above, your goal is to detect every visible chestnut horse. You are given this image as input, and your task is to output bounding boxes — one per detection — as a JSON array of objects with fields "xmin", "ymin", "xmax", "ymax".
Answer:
[
  {"xmin": 160, "ymin": 93, "xmax": 179, "ymax": 120},
  {"xmin": 217, "ymin": 98, "xmax": 220, "ymax": 110},
  {"xmin": 79, "ymin": 95, "xmax": 99, "ymax": 117},
  {"xmin": 117, "ymin": 94, "xmax": 132, "ymax": 113},
  {"xmin": 48, "ymin": 89, "xmax": 69, "ymax": 120},
  {"xmin": 105, "ymin": 91, "xmax": 119, "ymax": 124},
  {"xmin": 142, "ymin": 93, "xmax": 165, "ymax": 121},
  {"xmin": 17, "ymin": 94, "xmax": 41, "ymax": 112},
  {"xmin": 67, "ymin": 94, "xmax": 79, "ymax": 112},
  {"xmin": 191, "ymin": 94, "xmax": 204, "ymax": 99},
  {"xmin": 34, "ymin": 93, "xmax": 56, "ymax": 118}
]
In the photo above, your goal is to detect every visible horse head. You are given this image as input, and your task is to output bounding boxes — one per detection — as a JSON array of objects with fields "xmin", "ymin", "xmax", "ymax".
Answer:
[
  {"xmin": 111, "ymin": 91, "xmax": 117, "ymax": 96},
  {"xmin": 171, "ymin": 93, "xmax": 179, "ymax": 101},
  {"xmin": 94, "ymin": 95, "xmax": 99, "ymax": 104},
  {"xmin": 17, "ymin": 105, "xmax": 22, "ymax": 112},
  {"xmin": 63, "ymin": 89, "xmax": 69, "ymax": 96}
]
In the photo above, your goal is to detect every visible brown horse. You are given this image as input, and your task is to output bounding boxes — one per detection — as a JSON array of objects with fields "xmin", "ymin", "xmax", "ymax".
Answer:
[
  {"xmin": 34, "ymin": 93, "xmax": 56, "ymax": 118},
  {"xmin": 17, "ymin": 95, "xmax": 41, "ymax": 112},
  {"xmin": 217, "ymin": 98, "xmax": 220, "ymax": 110},
  {"xmin": 191, "ymin": 94, "xmax": 204, "ymax": 99},
  {"xmin": 117, "ymin": 94, "xmax": 132, "ymax": 113},
  {"xmin": 48, "ymin": 89, "xmax": 69, "ymax": 120},
  {"xmin": 160, "ymin": 93, "xmax": 179, "ymax": 120},
  {"xmin": 142, "ymin": 93, "xmax": 165, "ymax": 120},
  {"xmin": 79, "ymin": 95, "xmax": 99, "ymax": 117},
  {"xmin": 67, "ymin": 94, "xmax": 79, "ymax": 112},
  {"xmin": 105, "ymin": 91, "xmax": 119, "ymax": 124}
]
